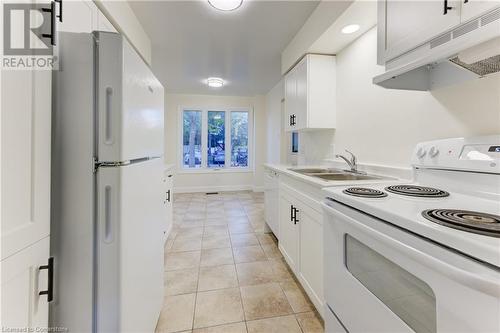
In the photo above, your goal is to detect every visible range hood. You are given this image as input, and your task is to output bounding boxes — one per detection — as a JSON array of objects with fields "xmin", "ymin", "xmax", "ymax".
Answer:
[{"xmin": 374, "ymin": 8, "xmax": 500, "ymax": 91}]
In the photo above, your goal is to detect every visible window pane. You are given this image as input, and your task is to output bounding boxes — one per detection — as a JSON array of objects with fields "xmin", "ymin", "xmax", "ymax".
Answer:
[
  {"xmin": 207, "ymin": 111, "xmax": 225, "ymax": 168},
  {"xmin": 231, "ymin": 111, "xmax": 249, "ymax": 167},
  {"xmin": 183, "ymin": 110, "xmax": 202, "ymax": 168}
]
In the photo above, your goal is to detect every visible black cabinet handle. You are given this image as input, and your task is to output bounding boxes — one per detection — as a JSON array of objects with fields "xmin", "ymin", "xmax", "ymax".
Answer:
[
  {"xmin": 290, "ymin": 205, "xmax": 294, "ymax": 222},
  {"xmin": 41, "ymin": 2, "xmax": 56, "ymax": 46},
  {"xmin": 55, "ymin": 0, "xmax": 62, "ymax": 22},
  {"xmin": 166, "ymin": 190, "xmax": 171, "ymax": 202},
  {"xmin": 464, "ymin": 0, "xmax": 468, "ymax": 3},
  {"xmin": 39, "ymin": 257, "xmax": 54, "ymax": 302},
  {"xmin": 291, "ymin": 114, "xmax": 296, "ymax": 126},
  {"xmin": 293, "ymin": 207, "xmax": 299, "ymax": 224},
  {"xmin": 443, "ymin": 0, "xmax": 453, "ymax": 15}
]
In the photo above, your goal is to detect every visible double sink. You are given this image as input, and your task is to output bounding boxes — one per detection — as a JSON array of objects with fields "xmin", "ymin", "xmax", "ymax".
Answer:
[{"xmin": 288, "ymin": 167, "xmax": 386, "ymax": 181}]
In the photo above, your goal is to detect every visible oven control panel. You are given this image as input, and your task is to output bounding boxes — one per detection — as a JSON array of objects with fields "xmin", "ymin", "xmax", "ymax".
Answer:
[{"xmin": 411, "ymin": 135, "xmax": 500, "ymax": 173}]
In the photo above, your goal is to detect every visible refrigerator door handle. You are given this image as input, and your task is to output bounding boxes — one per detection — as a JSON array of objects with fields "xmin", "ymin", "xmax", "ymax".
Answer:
[
  {"xmin": 100, "ymin": 183, "xmax": 116, "ymax": 244},
  {"xmin": 105, "ymin": 87, "xmax": 114, "ymax": 144}
]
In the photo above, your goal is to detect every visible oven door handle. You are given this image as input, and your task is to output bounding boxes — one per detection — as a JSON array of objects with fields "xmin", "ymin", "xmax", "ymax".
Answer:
[{"xmin": 322, "ymin": 202, "xmax": 500, "ymax": 297}]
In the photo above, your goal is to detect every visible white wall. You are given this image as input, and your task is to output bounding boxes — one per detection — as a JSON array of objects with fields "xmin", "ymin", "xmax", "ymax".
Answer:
[
  {"xmin": 94, "ymin": 0, "xmax": 152, "ymax": 64},
  {"xmin": 330, "ymin": 27, "xmax": 500, "ymax": 168},
  {"xmin": 164, "ymin": 94, "xmax": 267, "ymax": 193},
  {"xmin": 265, "ymin": 80, "xmax": 286, "ymax": 164}
]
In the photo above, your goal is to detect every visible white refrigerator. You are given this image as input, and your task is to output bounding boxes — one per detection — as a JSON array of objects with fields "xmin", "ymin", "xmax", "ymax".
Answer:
[{"xmin": 50, "ymin": 31, "xmax": 165, "ymax": 332}]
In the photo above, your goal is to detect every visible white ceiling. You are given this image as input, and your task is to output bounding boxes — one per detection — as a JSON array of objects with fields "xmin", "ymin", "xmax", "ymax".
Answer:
[{"xmin": 129, "ymin": 0, "xmax": 320, "ymax": 96}]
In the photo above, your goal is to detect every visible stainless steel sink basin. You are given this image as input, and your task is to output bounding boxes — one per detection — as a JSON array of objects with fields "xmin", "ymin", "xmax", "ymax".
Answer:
[
  {"xmin": 288, "ymin": 168, "xmax": 343, "ymax": 174},
  {"xmin": 312, "ymin": 173, "xmax": 382, "ymax": 181}
]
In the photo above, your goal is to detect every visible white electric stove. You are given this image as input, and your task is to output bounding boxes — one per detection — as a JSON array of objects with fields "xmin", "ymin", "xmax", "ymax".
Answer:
[{"xmin": 322, "ymin": 136, "xmax": 500, "ymax": 333}]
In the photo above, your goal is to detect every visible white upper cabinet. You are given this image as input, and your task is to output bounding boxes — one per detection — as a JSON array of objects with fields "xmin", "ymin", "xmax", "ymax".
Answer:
[
  {"xmin": 378, "ymin": 0, "xmax": 500, "ymax": 64},
  {"xmin": 461, "ymin": 0, "xmax": 500, "ymax": 22},
  {"xmin": 57, "ymin": 0, "xmax": 96, "ymax": 33},
  {"xmin": 284, "ymin": 54, "xmax": 336, "ymax": 132},
  {"xmin": 380, "ymin": 0, "xmax": 461, "ymax": 63}
]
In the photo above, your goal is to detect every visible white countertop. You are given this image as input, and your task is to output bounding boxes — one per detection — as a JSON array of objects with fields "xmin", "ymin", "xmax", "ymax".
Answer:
[{"xmin": 263, "ymin": 163, "xmax": 401, "ymax": 188}]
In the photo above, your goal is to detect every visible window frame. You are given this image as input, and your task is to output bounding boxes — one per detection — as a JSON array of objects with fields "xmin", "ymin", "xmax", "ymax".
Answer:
[{"xmin": 178, "ymin": 106, "xmax": 253, "ymax": 174}]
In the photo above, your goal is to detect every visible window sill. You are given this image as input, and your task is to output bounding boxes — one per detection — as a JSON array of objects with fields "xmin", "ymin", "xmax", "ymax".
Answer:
[{"xmin": 177, "ymin": 167, "xmax": 253, "ymax": 175}]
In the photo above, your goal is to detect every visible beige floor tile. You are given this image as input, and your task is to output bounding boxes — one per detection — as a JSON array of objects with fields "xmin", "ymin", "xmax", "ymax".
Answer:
[
  {"xmin": 185, "ymin": 212, "xmax": 207, "ymax": 220},
  {"xmin": 198, "ymin": 265, "xmax": 238, "ymax": 291},
  {"xmin": 192, "ymin": 322, "xmax": 247, "ymax": 333},
  {"xmin": 230, "ymin": 233, "xmax": 259, "ymax": 247},
  {"xmin": 256, "ymin": 233, "xmax": 277, "ymax": 245},
  {"xmin": 204, "ymin": 218, "xmax": 227, "ymax": 226},
  {"xmin": 240, "ymin": 283, "xmax": 293, "ymax": 320},
  {"xmin": 261, "ymin": 244, "xmax": 283, "ymax": 259},
  {"xmin": 246, "ymin": 315, "xmax": 302, "ymax": 333},
  {"xmin": 200, "ymin": 248, "xmax": 234, "ymax": 267},
  {"xmin": 295, "ymin": 312, "xmax": 324, "ymax": 333},
  {"xmin": 176, "ymin": 227, "xmax": 204, "ymax": 239},
  {"xmin": 165, "ymin": 268, "xmax": 199, "ymax": 296},
  {"xmin": 156, "ymin": 293, "xmax": 196, "ymax": 333},
  {"xmin": 280, "ymin": 281, "xmax": 314, "ymax": 313},
  {"xmin": 229, "ymin": 223, "xmax": 254, "ymax": 235},
  {"xmin": 269, "ymin": 259, "xmax": 294, "ymax": 282},
  {"xmin": 236, "ymin": 261, "xmax": 276, "ymax": 286},
  {"xmin": 171, "ymin": 237, "xmax": 203, "ymax": 252},
  {"xmin": 204, "ymin": 225, "xmax": 229, "ymax": 237},
  {"xmin": 193, "ymin": 288, "xmax": 244, "ymax": 328},
  {"xmin": 165, "ymin": 251, "xmax": 201, "ymax": 271},
  {"xmin": 225, "ymin": 210, "xmax": 247, "ymax": 217},
  {"xmin": 232, "ymin": 246, "xmax": 267, "ymax": 264},
  {"xmin": 202, "ymin": 235, "xmax": 231, "ymax": 249},
  {"xmin": 180, "ymin": 219, "xmax": 206, "ymax": 228},
  {"xmin": 226, "ymin": 216, "xmax": 250, "ymax": 225}
]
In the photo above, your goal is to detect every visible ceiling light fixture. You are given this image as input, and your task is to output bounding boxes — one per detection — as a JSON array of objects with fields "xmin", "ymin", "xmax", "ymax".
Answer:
[
  {"xmin": 208, "ymin": 0, "xmax": 243, "ymax": 11},
  {"xmin": 207, "ymin": 77, "xmax": 224, "ymax": 88},
  {"xmin": 341, "ymin": 24, "xmax": 360, "ymax": 34}
]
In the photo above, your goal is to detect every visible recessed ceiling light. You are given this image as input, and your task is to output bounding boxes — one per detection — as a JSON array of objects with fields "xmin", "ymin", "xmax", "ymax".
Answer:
[
  {"xmin": 208, "ymin": 0, "xmax": 243, "ymax": 11},
  {"xmin": 207, "ymin": 77, "xmax": 224, "ymax": 88},
  {"xmin": 341, "ymin": 24, "xmax": 360, "ymax": 34}
]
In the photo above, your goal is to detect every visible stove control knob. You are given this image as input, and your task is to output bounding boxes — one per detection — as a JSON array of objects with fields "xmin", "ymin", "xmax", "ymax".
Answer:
[
  {"xmin": 429, "ymin": 146, "xmax": 439, "ymax": 158},
  {"xmin": 416, "ymin": 147, "xmax": 426, "ymax": 159}
]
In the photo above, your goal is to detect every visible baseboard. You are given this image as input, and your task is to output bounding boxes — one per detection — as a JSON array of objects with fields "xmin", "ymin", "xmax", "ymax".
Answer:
[{"xmin": 174, "ymin": 184, "xmax": 254, "ymax": 194}]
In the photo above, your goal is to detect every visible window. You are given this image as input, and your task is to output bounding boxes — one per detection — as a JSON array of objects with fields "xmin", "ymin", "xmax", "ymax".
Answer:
[
  {"xmin": 181, "ymin": 108, "xmax": 251, "ymax": 170},
  {"xmin": 182, "ymin": 110, "xmax": 202, "ymax": 168},
  {"xmin": 231, "ymin": 111, "xmax": 248, "ymax": 167},
  {"xmin": 207, "ymin": 111, "xmax": 226, "ymax": 168}
]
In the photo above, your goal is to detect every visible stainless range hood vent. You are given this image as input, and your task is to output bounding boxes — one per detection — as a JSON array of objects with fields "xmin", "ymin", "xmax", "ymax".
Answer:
[
  {"xmin": 450, "ymin": 54, "xmax": 500, "ymax": 76},
  {"xmin": 374, "ymin": 7, "xmax": 500, "ymax": 91}
]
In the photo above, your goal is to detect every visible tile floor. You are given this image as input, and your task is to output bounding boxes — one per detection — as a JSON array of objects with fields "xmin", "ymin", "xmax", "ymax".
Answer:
[{"xmin": 157, "ymin": 191, "xmax": 324, "ymax": 333}]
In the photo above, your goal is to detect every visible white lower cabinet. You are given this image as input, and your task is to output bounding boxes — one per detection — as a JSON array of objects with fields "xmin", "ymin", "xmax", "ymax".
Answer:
[
  {"xmin": 278, "ymin": 180, "xmax": 324, "ymax": 317},
  {"xmin": 163, "ymin": 173, "xmax": 174, "ymax": 244},
  {"xmin": 1, "ymin": 237, "xmax": 51, "ymax": 329},
  {"xmin": 279, "ymin": 191, "xmax": 299, "ymax": 272}
]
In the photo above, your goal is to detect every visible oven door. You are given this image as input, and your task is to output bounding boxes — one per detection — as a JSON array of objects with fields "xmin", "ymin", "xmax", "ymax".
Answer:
[{"xmin": 322, "ymin": 200, "xmax": 500, "ymax": 333}]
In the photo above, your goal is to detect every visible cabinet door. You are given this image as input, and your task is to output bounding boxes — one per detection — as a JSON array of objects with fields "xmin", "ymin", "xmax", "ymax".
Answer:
[
  {"xmin": 278, "ymin": 192, "xmax": 299, "ymax": 272},
  {"xmin": 1, "ymin": 237, "xmax": 51, "ymax": 330},
  {"xmin": 297, "ymin": 202, "xmax": 324, "ymax": 311},
  {"xmin": 284, "ymin": 70, "xmax": 296, "ymax": 132},
  {"xmin": 383, "ymin": 0, "xmax": 461, "ymax": 61},
  {"xmin": 294, "ymin": 59, "xmax": 308, "ymax": 130},
  {"xmin": 57, "ymin": 0, "xmax": 96, "ymax": 33},
  {"xmin": 163, "ymin": 174, "xmax": 174, "ymax": 243},
  {"xmin": 461, "ymin": 0, "xmax": 500, "ymax": 22},
  {"xmin": 1, "ymin": 32, "xmax": 51, "ymax": 260}
]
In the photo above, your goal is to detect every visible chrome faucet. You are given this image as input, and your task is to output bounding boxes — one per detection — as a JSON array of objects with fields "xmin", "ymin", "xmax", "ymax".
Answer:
[{"xmin": 336, "ymin": 149, "xmax": 358, "ymax": 173}]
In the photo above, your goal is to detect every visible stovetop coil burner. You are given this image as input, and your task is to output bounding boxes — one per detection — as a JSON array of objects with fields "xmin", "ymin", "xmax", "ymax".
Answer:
[
  {"xmin": 343, "ymin": 187, "xmax": 387, "ymax": 198},
  {"xmin": 386, "ymin": 185, "xmax": 449, "ymax": 198},
  {"xmin": 422, "ymin": 209, "xmax": 500, "ymax": 238}
]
